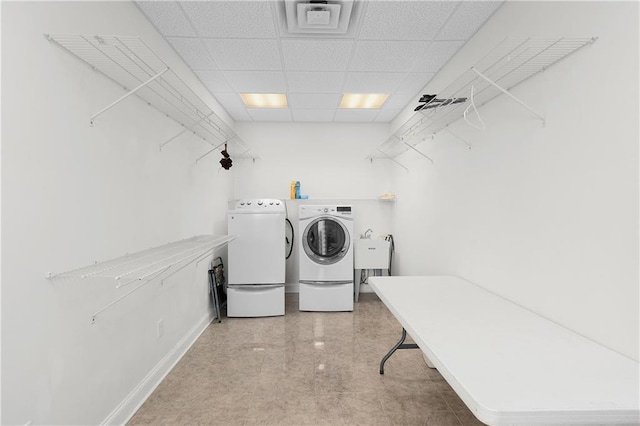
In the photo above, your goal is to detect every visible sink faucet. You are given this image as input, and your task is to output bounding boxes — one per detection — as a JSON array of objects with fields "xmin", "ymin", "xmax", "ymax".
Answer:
[{"xmin": 362, "ymin": 229, "xmax": 373, "ymax": 239}]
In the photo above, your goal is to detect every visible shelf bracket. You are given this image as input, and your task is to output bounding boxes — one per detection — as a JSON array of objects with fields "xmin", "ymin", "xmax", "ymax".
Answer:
[
  {"xmin": 376, "ymin": 149, "xmax": 409, "ymax": 172},
  {"xmin": 471, "ymin": 67, "xmax": 545, "ymax": 126},
  {"xmin": 160, "ymin": 247, "xmax": 215, "ymax": 285},
  {"xmin": 160, "ymin": 113, "xmax": 215, "ymax": 150},
  {"xmin": 402, "ymin": 140, "xmax": 434, "ymax": 164},
  {"xmin": 90, "ymin": 68, "xmax": 170, "ymax": 125},
  {"xmin": 443, "ymin": 127, "xmax": 472, "ymax": 150},
  {"xmin": 195, "ymin": 141, "xmax": 227, "ymax": 164},
  {"xmin": 92, "ymin": 265, "xmax": 171, "ymax": 323}
]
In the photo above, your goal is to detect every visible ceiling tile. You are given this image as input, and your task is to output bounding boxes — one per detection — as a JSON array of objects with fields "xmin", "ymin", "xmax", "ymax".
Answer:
[
  {"xmin": 166, "ymin": 37, "xmax": 217, "ymax": 70},
  {"xmin": 292, "ymin": 109, "xmax": 337, "ymax": 122},
  {"xmin": 204, "ymin": 39, "xmax": 282, "ymax": 71},
  {"xmin": 437, "ymin": 1, "xmax": 503, "ymax": 41},
  {"xmin": 350, "ymin": 40, "xmax": 432, "ymax": 72},
  {"xmin": 247, "ymin": 108, "xmax": 293, "ymax": 122},
  {"xmin": 137, "ymin": 0, "xmax": 495, "ymax": 123},
  {"xmin": 374, "ymin": 108, "xmax": 402, "ymax": 122},
  {"xmin": 212, "ymin": 92, "xmax": 245, "ymax": 110},
  {"xmin": 343, "ymin": 72, "xmax": 406, "ymax": 94},
  {"xmin": 384, "ymin": 73, "xmax": 435, "ymax": 109},
  {"xmin": 334, "ymin": 109, "xmax": 380, "ymax": 123},
  {"xmin": 211, "ymin": 92, "xmax": 252, "ymax": 121},
  {"xmin": 288, "ymin": 94, "xmax": 341, "ymax": 109},
  {"xmin": 195, "ymin": 70, "xmax": 233, "ymax": 93},
  {"xmin": 286, "ymin": 72, "xmax": 345, "ymax": 93},
  {"xmin": 136, "ymin": 2, "xmax": 196, "ymax": 37},
  {"xmin": 180, "ymin": 1, "xmax": 278, "ymax": 39},
  {"xmin": 223, "ymin": 71, "xmax": 286, "ymax": 93},
  {"xmin": 281, "ymin": 39, "xmax": 354, "ymax": 71},
  {"xmin": 224, "ymin": 107, "xmax": 253, "ymax": 122},
  {"xmin": 412, "ymin": 41, "xmax": 465, "ymax": 73},
  {"xmin": 359, "ymin": 1, "xmax": 458, "ymax": 41}
]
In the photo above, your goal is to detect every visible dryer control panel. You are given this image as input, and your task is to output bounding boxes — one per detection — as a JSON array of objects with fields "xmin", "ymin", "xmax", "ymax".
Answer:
[{"xmin": 230, "ymin": 199, "xmax": 285, "ymax": 213}]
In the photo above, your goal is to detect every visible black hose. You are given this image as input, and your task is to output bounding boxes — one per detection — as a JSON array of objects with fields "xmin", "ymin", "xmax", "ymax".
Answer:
[{"xmin": 285, "ymin": 218, "xmax": 294, "ymax": 259}]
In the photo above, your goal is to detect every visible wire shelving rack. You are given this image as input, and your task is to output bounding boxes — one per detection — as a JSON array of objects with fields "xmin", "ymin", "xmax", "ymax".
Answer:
[
  {"xmin": 47, "ymin": 235, "xmax": 236, "ymax": 322},
  {"xmin": 45, "ymin": 34, "xmax": 251, "ymax": 159},
  {"xmin": 374, "ymin": 37, "xmax": 597, "ymax": 161}
]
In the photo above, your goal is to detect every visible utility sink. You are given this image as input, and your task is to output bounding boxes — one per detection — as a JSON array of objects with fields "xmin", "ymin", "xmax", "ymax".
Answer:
[{"xmin": 354, "ymin": 239, "xmax": 391, "ymax": 269}]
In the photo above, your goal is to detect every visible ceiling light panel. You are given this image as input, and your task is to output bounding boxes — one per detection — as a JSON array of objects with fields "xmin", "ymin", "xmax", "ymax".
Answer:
[
  {"xmin": 224, "ymin": 71, "xmax": 287, "ymax": 93},
  {"xmin": 358, "ymin": 1, "xmax": 457, "ymax": 41},
  {"xmin": 204, "ymin": 39, "xmax": 282, "ymax": 71},
  {"xmin": 436, "ymin": 1, "xmax": 503, "ymax": 41},
  {"xmin": 136, "ymin": 2, "xmax": 196, "ymax": 37},
  {"xmin": 181, "ymin": 1, "xmax": 278, "ymax": 38},
  {"xmin": 166, "ymin": 37, "xmax": 217, "ymax": 70},
  {"xmin": 340, "ymin": 93, "xmax": 388, "ymax": 109},
  {"xmin": 241, "ymin": 93, "xmax": 288, "ymax": 108},
  {"xmin": 281, "ymin": 39, "xmax": 354, "ymax": 71}
]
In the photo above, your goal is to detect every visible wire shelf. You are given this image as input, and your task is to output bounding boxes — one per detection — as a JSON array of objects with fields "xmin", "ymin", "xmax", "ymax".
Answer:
[
  {"xmin": 376, "ymin": 37, "xmax": 596, "ymax": 159},
  {"xmin": 46, "ymin": 34, "xmax": 250, "ymax": 157},
  {"xmin": 48, "ymin": 235, "xmax": 235, "ymax": 285},
  {"xmin": 48, "ymin": 235, "xmax": 235, "ymax": 323}
]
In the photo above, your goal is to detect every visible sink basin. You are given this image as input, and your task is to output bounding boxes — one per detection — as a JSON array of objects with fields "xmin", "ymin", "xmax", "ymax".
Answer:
[{"xmin": 354, "ymin": 239, "xmax": 391, "ymax": 269}]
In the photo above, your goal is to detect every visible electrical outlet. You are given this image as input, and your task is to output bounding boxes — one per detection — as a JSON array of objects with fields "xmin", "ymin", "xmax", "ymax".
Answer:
[{"xmin": 157, "ymin": 319, "xmax": 164, "ymax": 339}]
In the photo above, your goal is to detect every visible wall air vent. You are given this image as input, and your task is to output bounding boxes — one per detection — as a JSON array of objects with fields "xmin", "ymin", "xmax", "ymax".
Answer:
[{"xmin": 283, "ymin": 0, "xmax": 356, "ymax": 35}]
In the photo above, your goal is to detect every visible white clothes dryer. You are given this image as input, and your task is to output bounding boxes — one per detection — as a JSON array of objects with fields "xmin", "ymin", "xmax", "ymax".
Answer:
[
  {"xmin": 298, "ymin": 205, "xmax": 354, "ymax": 312},
  {"xmin": 227, "ymin": 199, "xmax": 285, "ymax": 317}
]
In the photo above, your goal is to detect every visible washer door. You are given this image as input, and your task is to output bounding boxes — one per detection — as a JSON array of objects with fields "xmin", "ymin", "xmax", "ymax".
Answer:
[{"xmin": 302, "ymin": 216, "xmax": 350, "ymax": 265}]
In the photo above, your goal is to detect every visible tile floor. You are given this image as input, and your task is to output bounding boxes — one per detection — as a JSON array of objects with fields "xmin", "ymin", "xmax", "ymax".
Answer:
[{"xmin": 129, "ymin": 293, "xmax": 484, "ymax": 426}]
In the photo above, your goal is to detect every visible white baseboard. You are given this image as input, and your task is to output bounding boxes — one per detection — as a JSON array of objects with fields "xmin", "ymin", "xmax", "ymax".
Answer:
[{"xmin": 100, "ymin": 310, "xmax": 215, "ymax": 425}]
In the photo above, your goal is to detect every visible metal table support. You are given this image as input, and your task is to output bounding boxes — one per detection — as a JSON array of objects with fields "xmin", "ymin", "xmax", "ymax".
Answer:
[{"xmin": 379, "ymin": 327, "xmax": 419, "ymax": 374}]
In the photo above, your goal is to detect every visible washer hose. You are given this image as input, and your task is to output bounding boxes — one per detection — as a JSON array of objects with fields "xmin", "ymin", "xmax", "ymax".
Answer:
[{"xmin": 285, "ymin": 218, "xmax": 294, "ymax": 259}]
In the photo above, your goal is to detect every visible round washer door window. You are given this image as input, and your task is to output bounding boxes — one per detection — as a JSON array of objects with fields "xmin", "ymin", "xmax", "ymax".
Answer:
[{"xmin": 303, "ymin": 217, "xmax": 350, "ymax": 265}]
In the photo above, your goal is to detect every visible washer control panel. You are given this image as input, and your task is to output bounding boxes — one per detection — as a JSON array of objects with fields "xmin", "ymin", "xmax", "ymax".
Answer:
[{"xmin": 299, "ymin": 205, "xmax": 352, "ymax": 219}]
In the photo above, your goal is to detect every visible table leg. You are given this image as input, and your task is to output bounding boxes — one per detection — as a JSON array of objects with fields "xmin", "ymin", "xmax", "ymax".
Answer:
[{"xmin": 379, "ymin": 327, "xmax": 419, "ymax": 374}]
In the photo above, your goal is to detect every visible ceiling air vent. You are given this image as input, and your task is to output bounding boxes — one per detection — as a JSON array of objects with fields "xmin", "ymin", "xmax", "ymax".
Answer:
[{"xmin": 284, "ymin": 0, "xmax": 355, "ymax": 35}]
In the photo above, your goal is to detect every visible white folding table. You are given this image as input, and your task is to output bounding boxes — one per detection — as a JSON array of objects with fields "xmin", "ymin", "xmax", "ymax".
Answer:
[{"xmin": 369, "ymin": 275, "xmax": 640, "ymax": 425}]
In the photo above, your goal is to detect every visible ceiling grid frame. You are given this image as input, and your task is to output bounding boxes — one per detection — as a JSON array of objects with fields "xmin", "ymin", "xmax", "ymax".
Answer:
[{"xmin": 135, "ymin": 0, "xmax": 505, "ymax": 123}]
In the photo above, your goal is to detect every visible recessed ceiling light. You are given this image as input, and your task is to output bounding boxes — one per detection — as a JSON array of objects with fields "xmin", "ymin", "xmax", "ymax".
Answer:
[
  {"xmin": 340, "ymin": 93, "xmax": 389, "ymax": 109},
  {"xmin": 240, "ymin": 93, "xmax": 288, "ymax": 108}
]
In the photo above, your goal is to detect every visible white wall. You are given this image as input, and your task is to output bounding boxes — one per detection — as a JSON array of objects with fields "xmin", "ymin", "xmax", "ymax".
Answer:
[
  {"xmin": 390, "ymin": 1, "xmax": 639, "ymax": 360},
  {"xmin": 1, "ymin": 2, "xmax": 234, "ymax": 424},
  {"xmin": 233, "ymin": 122, "xmax": 395, "ymax": 288}
]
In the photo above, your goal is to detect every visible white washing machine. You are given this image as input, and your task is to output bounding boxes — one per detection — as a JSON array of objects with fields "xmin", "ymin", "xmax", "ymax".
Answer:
[
  {"xmin": 298, "ymin": 205, "xmax": 354, "ymax": 312},
  {"xmin": 227, "ymin": 199, "xmax": 285, "ymax": 317}
]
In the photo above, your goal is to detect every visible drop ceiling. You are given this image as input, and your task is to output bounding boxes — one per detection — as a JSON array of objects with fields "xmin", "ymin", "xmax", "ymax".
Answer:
[{"xmin": 136, "ymin": 0, "xmax": 503, "ymax": 123}]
